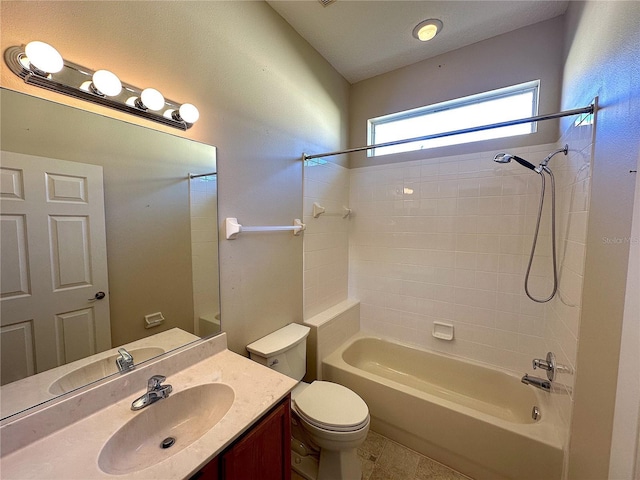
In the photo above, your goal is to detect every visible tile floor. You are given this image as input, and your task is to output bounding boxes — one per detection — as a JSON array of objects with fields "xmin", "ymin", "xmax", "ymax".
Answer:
[{"xmin": 292, "ymin": 429, "xmax": 472, "ymax": 480}]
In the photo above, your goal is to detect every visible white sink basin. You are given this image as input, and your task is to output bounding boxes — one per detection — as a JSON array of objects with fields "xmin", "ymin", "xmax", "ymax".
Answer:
[
  {"xmin": 48, "ymin": 347, "xmax": 165, "ymax": 394},
  {"xmin": 98, "ymin": 383, "xmax": 235, "ymax": 475}
]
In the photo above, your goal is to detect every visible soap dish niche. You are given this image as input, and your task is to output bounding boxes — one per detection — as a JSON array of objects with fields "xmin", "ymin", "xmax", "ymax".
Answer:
[
  {"xmin": 145, "ymin": 312, "xmax": 165, "ymax": 329},
  {"xmin": 432, "ymin": 321, "xmax": 454, "ymax": 341}
]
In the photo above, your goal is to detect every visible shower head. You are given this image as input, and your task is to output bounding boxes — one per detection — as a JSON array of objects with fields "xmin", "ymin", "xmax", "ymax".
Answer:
[
  {"xmin": 493, "ymin": 153, "xmax": 513, "ymax": 164},
  {"xmin": 493, "ymin": 152, "xmax": 538, "ymax": 172}
]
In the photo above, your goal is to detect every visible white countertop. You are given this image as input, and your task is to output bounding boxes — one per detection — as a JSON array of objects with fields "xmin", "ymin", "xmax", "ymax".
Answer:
[
  {"xmin": 1, "ymin": 328, "xmax": 200, "ymax": 420},
  {"xmin": 0, "ymin": 333, "xmax": 297, "ymax": 479}
]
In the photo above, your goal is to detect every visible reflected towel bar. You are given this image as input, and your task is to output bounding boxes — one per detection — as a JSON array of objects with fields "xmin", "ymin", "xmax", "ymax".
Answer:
[{"xmin": 225, "ymin": 217, "xmax": 305, "ymax": 240}]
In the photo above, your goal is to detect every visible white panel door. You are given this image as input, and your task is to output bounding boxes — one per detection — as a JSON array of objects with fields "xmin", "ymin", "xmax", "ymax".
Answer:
[{"xmin": 0, "ymin": 151, "xmax": 111, "ymax": 383}]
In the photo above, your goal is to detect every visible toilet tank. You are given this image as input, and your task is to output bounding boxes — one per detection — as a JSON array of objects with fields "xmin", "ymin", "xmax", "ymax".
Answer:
[{"xmin": 246, "ymin": 323, "xmax": 310, "ymax": 381}]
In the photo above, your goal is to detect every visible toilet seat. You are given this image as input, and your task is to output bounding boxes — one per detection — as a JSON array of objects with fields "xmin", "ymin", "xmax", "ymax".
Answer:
[{"xmin": 293, "ymin": 381, "xmax": 369, "ymax": 433}]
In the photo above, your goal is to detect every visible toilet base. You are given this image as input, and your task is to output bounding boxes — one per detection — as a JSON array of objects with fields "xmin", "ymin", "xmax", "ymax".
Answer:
[
  {"xmin": 292, "ymin": 450, "xmax": 318, "ymax": 480},
  {"xmin": 317, "ymin": 447, "xmax": 362, "ymax": 480},
  {"xmin": 292, "ymin": 448, "xmax": 363, "ymax": 480}
]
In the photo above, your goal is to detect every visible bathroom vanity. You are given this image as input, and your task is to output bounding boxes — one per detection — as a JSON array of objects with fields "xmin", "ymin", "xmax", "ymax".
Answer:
[
  {"xmin": 191, "ymin": 395, "xmax": 291, "ymax": 479},
  {"xmin": 0, "ymin": 333, "xmax": 296, "ymax": 479}
]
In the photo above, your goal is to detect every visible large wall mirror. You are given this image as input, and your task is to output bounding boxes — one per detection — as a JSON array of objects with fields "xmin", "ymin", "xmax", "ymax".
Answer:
[{"xmin": 0, "ymin": 89, "xmax": 220, "ymax": 420}]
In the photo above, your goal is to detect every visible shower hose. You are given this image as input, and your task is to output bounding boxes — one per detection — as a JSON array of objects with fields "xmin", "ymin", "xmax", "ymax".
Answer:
[{"xmin": 524, "ymin": 166, "xmax": 558, "ymax": 303}]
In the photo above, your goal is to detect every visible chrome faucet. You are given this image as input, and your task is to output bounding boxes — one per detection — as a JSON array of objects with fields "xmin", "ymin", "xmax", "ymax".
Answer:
[
  {"xmin": 521, "ymin": 352, "xmax": 573, "ymax": 392},
  {"xmin": 116, "ymin": 348, "xmax": 134, "ymax": 372},
  {"xmin": 131, "ymin": 375, "xmax": 173, "ymax": 411},
  {"xmin": 532, "ymin": 352, "xmax": 557, "ymax": 381},
  {"xmin": 521, "ymin": 373, "xmax": 551, "ymax": 392}
]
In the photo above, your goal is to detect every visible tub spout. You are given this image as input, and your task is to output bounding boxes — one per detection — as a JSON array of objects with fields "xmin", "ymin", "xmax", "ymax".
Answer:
[{"xmin": 521, "ymin": 374, "xmax": 551, "ymax": 392}]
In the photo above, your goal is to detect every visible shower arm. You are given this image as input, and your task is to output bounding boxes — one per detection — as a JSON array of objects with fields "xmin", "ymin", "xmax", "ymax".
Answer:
[{"xmin": 539, "ymin": 145, "xmax": 569, "ymax": 168}]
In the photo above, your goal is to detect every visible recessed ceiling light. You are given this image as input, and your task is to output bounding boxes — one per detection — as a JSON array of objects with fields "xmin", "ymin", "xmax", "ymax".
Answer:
[{"xmin": 412, "ymin": 19, "xmax": 443, "ymax": 42}]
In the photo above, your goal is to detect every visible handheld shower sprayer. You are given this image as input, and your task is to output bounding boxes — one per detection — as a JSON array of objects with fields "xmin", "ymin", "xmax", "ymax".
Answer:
[
  {"xmin": 493, "ymin": 153, "xmax": 539, "ymax": 172},
  {"xmin": 492, "ymin": 145, "xmax": 569, "ymax": 303},
  {"xmin": 494, "ymin": 144, "xmax": 568, "ymax": 173}
]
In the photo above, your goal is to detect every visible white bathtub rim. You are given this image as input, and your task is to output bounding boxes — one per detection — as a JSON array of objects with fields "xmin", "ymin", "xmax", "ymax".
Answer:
[
  {"xmin": 336, "ymin": 330, "xmax": 538, "ymax": 383},
  {"xmin": 322, "ymin": 331, "xmax": 564, "ymax": 450}
]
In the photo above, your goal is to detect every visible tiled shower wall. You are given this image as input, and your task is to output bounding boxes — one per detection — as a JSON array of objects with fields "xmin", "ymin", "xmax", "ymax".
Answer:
[
  {"xmin": 303, "ymin": 158, "xmax": 350, "ymax": 319},
  {"xmin": 302, "ymin": 117, "xmax": 593, "ymax": 456},
  {"xmin": 347, "ymin": 124, "xmax": 592, "ymax": 377},
  {"xmin": 545, "ymin": 114, "xmax": 594, "ymax": 438},
  {"xmin": 348, "ymin": 143, "xmax": 552, "ymax": 374},
  {"xmin": 189, "ymin": 174, "xmax": 220, "ymax": 334}
]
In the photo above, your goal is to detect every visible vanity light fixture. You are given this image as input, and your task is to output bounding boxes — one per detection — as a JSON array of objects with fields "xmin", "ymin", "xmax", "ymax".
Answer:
[
  {"xmin": 176, "ymin": 103, "xmax": 200, "ymax": 123},
  {"xmin": 90, "ymin": 69, "xmax": 122, "ymax": 97},
  {"xmin": 138, "ymin": 88, "xmax": 165, "ymax": 111},
  {"xmin": 23, "ymin": 41, "xmax": 63, "ymax": 75},
  {"xmin": 5, "ymin": 41, "xmax": 199, "ymax": 130},
  {"xmin": 412, "ymin": 19, "xmax": 443, "ymax": 42}
]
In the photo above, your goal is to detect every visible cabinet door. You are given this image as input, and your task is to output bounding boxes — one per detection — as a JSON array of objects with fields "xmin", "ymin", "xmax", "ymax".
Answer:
[
  {"xmin": 191, "ymin": 455, "xmax": 219, "ymax": 480},
  {"xmin": 222, "ymin": 396, "xmax": 291, "ymax": 480}
]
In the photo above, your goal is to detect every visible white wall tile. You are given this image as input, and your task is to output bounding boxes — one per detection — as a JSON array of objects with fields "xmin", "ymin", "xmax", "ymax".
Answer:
[
  {"xmin": 345, "ymin": 141, "xmax": 592, "ymax": 379},
  {"xmin": 305, "ymin": 136, "xmax": 590, "ymax": 423}
]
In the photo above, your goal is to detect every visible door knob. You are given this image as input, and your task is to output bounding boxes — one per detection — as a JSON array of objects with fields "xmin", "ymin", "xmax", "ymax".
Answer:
[{"xmin": 89, "ymin": 291, "xmax": 106, "ymax": 301}]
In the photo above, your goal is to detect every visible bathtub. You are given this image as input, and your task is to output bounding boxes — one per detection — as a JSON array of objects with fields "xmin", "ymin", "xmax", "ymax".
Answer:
[{"xmin": 322, "ymin": 333, "xmax": 564, "ymax": 480}]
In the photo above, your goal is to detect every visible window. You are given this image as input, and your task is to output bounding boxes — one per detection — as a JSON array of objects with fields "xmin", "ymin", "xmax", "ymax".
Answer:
[{"xmin": 368, "ymin": 80, "xmax": 540, "ymax": 157}]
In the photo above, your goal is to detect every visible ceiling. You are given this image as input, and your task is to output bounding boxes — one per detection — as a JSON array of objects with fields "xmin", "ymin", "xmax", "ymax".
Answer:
[{"xmin": 267, "ymin": 0, "xmax": 569, "ymax": 84}]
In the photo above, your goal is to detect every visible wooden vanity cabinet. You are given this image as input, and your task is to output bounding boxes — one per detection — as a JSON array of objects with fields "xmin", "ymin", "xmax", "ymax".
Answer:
[{"xmin": 191, "ymin": 394, "xmax": 291, "ymax": 480}]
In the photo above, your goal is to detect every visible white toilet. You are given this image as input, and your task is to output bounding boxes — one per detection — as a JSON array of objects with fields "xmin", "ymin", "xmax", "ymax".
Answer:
[{"xmin": 247, "ymin": 323, "xmax": 370, "ymax": 480}]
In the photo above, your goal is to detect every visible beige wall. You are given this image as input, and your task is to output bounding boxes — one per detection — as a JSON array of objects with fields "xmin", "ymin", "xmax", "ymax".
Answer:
[
  {"xmin": 610, "ymin": 148, "xmax": 640, "ymax": 480},
  {"xmin": 560, "ymin": 2, "xmax": 640, "ymax": 479},
  {"xmin": 348, "ymin": 16, "xmax": 565, "ymax": 169},
  {"xmin": 1, "ymin": 1, "xmax": 350, "ymax": 354}
]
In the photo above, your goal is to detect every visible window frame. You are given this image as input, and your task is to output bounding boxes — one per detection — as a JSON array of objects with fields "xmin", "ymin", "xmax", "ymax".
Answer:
[{"xmin": 367, "ymin": 80, "xmax": 540, "ymax": 157}]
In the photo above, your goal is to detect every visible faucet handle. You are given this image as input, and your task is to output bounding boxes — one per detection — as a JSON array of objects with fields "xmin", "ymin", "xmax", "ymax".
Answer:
[
  {"xmin": 532, "ymin": 352, "xmax": 556, "ymax": 382},
  {"xmin": 148, "ymin": 375, "xmax": 167, "ymax": 391},
  {"xmin": 116, "ymin": 348, "xmax": 134, "ymax": 372},
  {"xmin": 532, "ymin": 358, "xmax": 552, "ymax": 371}
]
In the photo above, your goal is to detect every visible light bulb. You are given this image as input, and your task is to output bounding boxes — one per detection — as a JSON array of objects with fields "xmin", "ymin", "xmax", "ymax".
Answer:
[
  {"xmin": 178, "ymin": 103, "xmax": 199, "ymax": 123},
  {"xmin": 91, "ymin": 70, "xmax": 122, "ymax": 97},
  {"xmin": 412, "ymin": 19, "xmax": 443, "ymax": 42},
  {"xmin": 417, "ymin": 24, "xmax": 438, "ymax": 41},
  {"xmin": 24, "ymin": 41, "xmax": 63, "ymax": 74},
  {"xmin": 140, "ymin": 88, "xmax": 165, "ymax": 111}
]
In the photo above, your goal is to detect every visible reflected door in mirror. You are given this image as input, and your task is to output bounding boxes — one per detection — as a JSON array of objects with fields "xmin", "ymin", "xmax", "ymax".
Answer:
[{"xmin": 1, "ymin": 152, "xmax": 111, "ymax": 385}]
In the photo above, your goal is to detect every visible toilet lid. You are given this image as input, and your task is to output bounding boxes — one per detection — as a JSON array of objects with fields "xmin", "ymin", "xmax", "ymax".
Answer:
[{"xmin": 293, "ymin": 381, "xmax": 369, "ymax": 432}]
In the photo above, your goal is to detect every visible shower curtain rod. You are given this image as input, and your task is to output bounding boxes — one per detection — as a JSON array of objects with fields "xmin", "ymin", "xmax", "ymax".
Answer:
[
  {"xmin": 188, "ymin": 171, "xmax": 217, "ymax": 179},
  {"xmin": 302, "ymin": 104, "xmax": 594, "ymax": 161}
]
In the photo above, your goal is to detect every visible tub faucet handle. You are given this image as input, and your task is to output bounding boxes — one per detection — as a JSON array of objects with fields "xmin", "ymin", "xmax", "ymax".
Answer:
[
  {"xmin": 532, "ymin": 352, "xmax": 556, "ymax": 382},
  {"xmin": 532, "ymin": 358, "xmax": 552, "ymax": 371}
]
